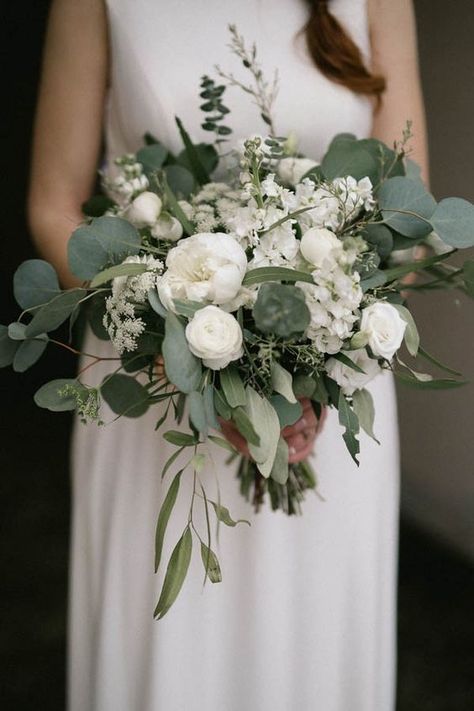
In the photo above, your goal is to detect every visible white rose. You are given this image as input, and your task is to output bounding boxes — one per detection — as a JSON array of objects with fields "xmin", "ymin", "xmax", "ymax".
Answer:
[
  {"xmin": 359, "ymin": 302, "xmax": 406, "ymax": 360},
  {"xmin": 151, "ymin": 213, "xmax": 183, "ymax": 242},
  {"xmin": 158, "ymin": 232, "xmax": 248, "ymax": 311},
  {"xmin": 326, "ymin": 349, "xmax": 382, "ymax": 395},
  {"xmin": 126, "ymin": 191, "xmax": 162, "ymax": 227},
  {"xmin": 185, "ymin": 305, "xmax": 243, "ymax": 370},
  {"xmin": 278, "ymin": 157, "xmax": 319, "ymax": 186},
  {"xmin": 300, "ymin": 227, "xmax": 343, "ymax": 268}
]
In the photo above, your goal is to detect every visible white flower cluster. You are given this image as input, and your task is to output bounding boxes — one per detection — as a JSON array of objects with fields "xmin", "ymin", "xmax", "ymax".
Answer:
[
  {"xmin": 104, "ymin": 255, "xmax": 163, "ymax": 354},
  {"xmin": 103, "ymin": 155, "xmax": 149, "ymax": 208},
  {"xmin": 296, "ymin": 227, "xmax": 364, "ymax": 354}
]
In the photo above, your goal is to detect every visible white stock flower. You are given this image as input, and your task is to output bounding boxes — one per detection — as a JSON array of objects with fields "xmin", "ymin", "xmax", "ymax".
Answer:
[
  {"xmin": 151, "ymin": 213, "xmax": 183, "ymax": 242},
  {"xmin": 157, "ymin": 232, "xmax": 247, "ymax": 311},
  {"xmin": 185, "ymin": 306, "xmax": 243, "ymax": 370},
  {"xmin": 300, "ymin": 227, "xmax": 343, "ymax": 269},
  {"xmin": 359, "ymin": 302, "xmax": 406, "ymax": 360},
  {"xmin": 126, "ymin": 191, "xmax": 162, "ymax": 227},
  {"xmin": 326, "ymin": 349, "xmax": 382, "ymax": 395},
  {"xmin": 278, "ymin": 157, "xmax": 319, "ymax": 186}
]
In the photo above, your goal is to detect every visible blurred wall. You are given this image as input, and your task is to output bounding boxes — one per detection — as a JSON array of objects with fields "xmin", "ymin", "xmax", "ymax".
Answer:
[{"xmin": 399, "ymin": 0, "xmax": 474, "ymax": 559}]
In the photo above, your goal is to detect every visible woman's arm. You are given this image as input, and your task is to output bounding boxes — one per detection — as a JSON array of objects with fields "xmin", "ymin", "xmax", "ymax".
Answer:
[
  {"xmin": 368, "ymin": 0, "xmax": 429, "ymax": 183},
  {"xmin": 28, "ymin": 0, "xmax": 109, "ymax": 287}
]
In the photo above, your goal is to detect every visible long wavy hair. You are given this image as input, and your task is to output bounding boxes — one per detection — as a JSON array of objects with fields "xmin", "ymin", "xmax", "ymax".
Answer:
[{"xmin": 303, "ymin": 0, "xmax": 386, "ymax": 102}]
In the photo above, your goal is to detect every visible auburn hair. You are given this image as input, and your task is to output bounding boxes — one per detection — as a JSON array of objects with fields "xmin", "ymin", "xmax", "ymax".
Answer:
[{"xmin": 303, "ymin": 0, "xmax": 386, "ymax": 102}]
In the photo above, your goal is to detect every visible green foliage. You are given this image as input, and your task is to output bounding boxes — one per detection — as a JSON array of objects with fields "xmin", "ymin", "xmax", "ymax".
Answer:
[
  {"xmin": 209, "ymin": 500, "xmax": 250, "ymax": 527},
  {"xmin": 395, "ymin": 372, "xmax": 467, "ymax": 389},
  {"xmin": 161, "ymin": 173, "xmax": 194, "ymax": 235},
  {"xmin": 0, "ymin": 325, "xmax": 19, "ymax": 367},
  {"xmin": 147, "ymin": 289, "xmax": 168, "ymax": 318},
  {"xmin": 231, "ymin": 406, "xmax": 260, "ymax": 446},
  {"xmin": 175, "ymin": 116, "xmax": 211, "ymax": 184},
  {"xmin": 292, "ymin": 373, "xmax": 316, "ymax": 398},
  {"xmin": 188, "ymin": 391, "xmax": 208, "ymax": 435},
  {"xmin": 162, "ymin": 312, "xmax": 202, "ymax": 393},
  {"xmin": 199, "ymin": 74, "xmax": 232, "ymax": 145},
  {"xmin": 155, "ymin": 470, "xmax": 182, "ymax": 573},
  {"xmin": 352, "ymin": 388, "xmax": 379, "ymax": 443},
  {"xmin": 154, "ymin": 526, "xmax": 192, "ymax": 619},
  {"xmin": 338, "ymin": 391, "xmax": 360, "ymax": 464},
  {"xmin": 270, "ymin": 361, "xmax": 296, "ymax": 403},
  {"xmin": 270, "ymin": 436, "xmax": 289, "ymax": 485},
  {"xmin": 101, "ymin": 373, "xmax": 150, "ymax": 417},
  {"xmin": 244, "ymin": 386, "xmax": 280, "ymax": 477},
  {"xmin": 202, "ymin": 384, "xmax": 219, "ymax": 430},
  {"xmin": 13, "ymin": 336, "xmax": 48, "ymax": 373},
  {"xmin": 163, "ymin": 430, "xmax": 198, "ymax": 446},
  {"xmin": 25, "ymin": 290, "xmax": 85, "ymax": 338},
  {"xmin": 242, "ymin": 266, "xmax": 314, "ymax": 286},
  {"xmin": 34, "ymin": 378, "xmax": 86, "ymax": 412},
  {"xmin": 361, "ymin": 224, "xmax": 393, "ymax": 259},
  {"xmin": 358, "ymin": 138, "xmax": 405, "ymax": 183},
  {"xmin": 136, "ymin": 143, "xmax": 168, "ymax": 176},
  {"xmin": 68, "ymin": 216, "xmax": 141, "ymax": 280},
  {"xmin": 463, "ymin": 260, "xmax": 474, "ymax": 297},
  {"xmin": 200, "ymin": 543, "xmax": 222, "ymax": 584},
  {"xmin": 90, "ymin": 262, "xmax": 148, "ymax": 288},
  {"xmin": 253, "ymin": 283, "xmax": 310, "ymax": 337},
  {"xmin": 220, "ymin": 366, "xmax": 247, "ymax": 408},
  {"xmin": 430, "ymin": 198, "xmax": 474, "ymax": 248},
  {"xmin": 164, "ymin": 164, "xmax": 195, "ymax": 199},
  {"xmin": 13, "ymin": 260, "xmax": 60, "ymax": 310},
  {"xmin": 391, "ymin": 304, "xmax": 420, "ymax": 357},
  {"xmin": 178, "ymin": 142, "xmax": 219, "ymax": 175},
  {"xmin": 321, "ymin": 134, "xmax": 378, "ymax": 182},
  {"xmin": 269, "ymin": 394, "xmax": 302, "ymax": 428},
  {"xmin": 378, "ymin": 177, "xmax": 436, "ymax": 238},
  {"xmin": 82, "ymin": 194, "xmax": 115, "ymax": 218}
]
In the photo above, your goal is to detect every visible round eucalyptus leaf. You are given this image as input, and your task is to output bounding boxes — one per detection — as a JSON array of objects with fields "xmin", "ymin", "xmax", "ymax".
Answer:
[
  {"xmin": 378, "ymin": 177, "xmax": 436, "ymax": 237},
  {"xmin": 101, "ymin": 373, "xmax": 150, "ymax": 418},
  {"xmin": 358, "ymin": 138, "xmax": 405, "ymax": 183},
  {"xmin": 8, "ymin": 322, "xmax": 27, "ymax": 340},
  {"xmin": 362, "ymin": 224, "xmax": 393, "ymax": 258},
  {"xmin": 68, "ymin": 216, "xmax": 141, "ymax": 280},
  {"xmin": 13, "ymin": 259, "xmax": 60, "ymax": 309},
  {"xmin": 322, "ymin": 137, "xmax": 378, "ymax": 182},
  {"xmin": 25, "ymin": 289, "xmax": 86, "ymax": 338},
  {"xmin": 162, "ymin": 312, "xmax": 201, "ymax": 394},
  {"xmin": 136, "ymin": 143, "xmax": 168, "ymax": 175},
  {"xmin": 0, "ymin": 325, "xmax": 20, "ymax": 367},
  {"xmin": 164, "ymin": 165, "xmax": 195, "ymax": 199},
  {"xmin": 13, "ymin": 336, "xmax": 48, "ymax": 373},
  {"xmin": 34, "ymin": 378, "xmax": 84, "ymax": 411},
  {"xmin": 253, "ymin": 283, "xmax": 310, "ymax": 337},
  {"xmin": 430, "ymin": 197, "xmax": 474, "ymax": 248}
]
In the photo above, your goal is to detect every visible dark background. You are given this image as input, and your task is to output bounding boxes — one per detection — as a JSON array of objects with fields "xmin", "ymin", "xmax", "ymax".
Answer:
[{"xmin": 1, "ymin": 2, "xmax": 473, "ymax": 710}]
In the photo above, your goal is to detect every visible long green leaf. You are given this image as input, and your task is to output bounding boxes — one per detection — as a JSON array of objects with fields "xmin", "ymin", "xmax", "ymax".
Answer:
[
  {"xmin": 209, "ymin": 500, "xmax": 250, "ymax": 527},
  {"xmin": 338, "ymin": 391, "xmax": 360, "ymax": 464},
  {"xmin": 391, "ymin": 304, "xmax": 420, "ymax": 357},
  {"xmin": 175, "ymin": 116, "xmax": 210, "ymax": 184},
  {"xmin": 220, "ymin": 366, "xmax": 247, "ymax": 408},
  {"xmin": 25, "ymin": 289, "xmax": 85, "ymax": 338},
  {"xmin": 395, "ymin": 372, "xmax": 467, "ymax": 389},
  {"xmin": 200, "ymin": 543, "xmax": 222, "ymax": 584},
  {"xmin": 161, "ymin": 174, "xmax": 194, "ymax": 235},
  {"xmin": 417, "ymin": 347, "xmax": 462, "ymax": 377},
  {"xmin": 154, "ymin": 527, "xmax": 192, "ymax": 619},
  {"xmin": 90, "ymin": 263, "xmax": 148, "ymax": 288},
  {"xmin": 242, "ymin": 266, "xmax": 314, "ymax": 287},
  {"xmin": 352, "ymin": 388, "xmax": 379, "ymax": 443},
  {"xmin": 154, "ymin": 470, "xmax": 182, "ymax": 573}
]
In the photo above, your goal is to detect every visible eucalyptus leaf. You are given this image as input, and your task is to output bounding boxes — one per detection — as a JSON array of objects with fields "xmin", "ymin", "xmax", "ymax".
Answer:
[
  {"xmin": 203, "ymin": 384, "xmax": 219, "ymax": 430},
  {"xmin": 8, "ymin": 322, "xmax": 27, "ymax": 340},
  {"xmin": 322, "ymin": 137, "xmax": 377, "ymax": 182},
  {"xmin": 164, "ymin": 164, "xmax": 195, "ymax": 199},
  {"xmin": 13, "ymin": 336, "xmax": 48, "ymax": 373},
  {"xmin": 178, "ymin": 143, "xmax": 218, "ymax": 176},
  {"xmin": 0, "ymin": 325, "xmax": 19, "ymax": 367},
  {"xmin": 245, "ymin": 386, "xmax": 280, "ymax": 477},
  {"xmin": 208, "ymin": 434, "xmax": 236, "ymax": 453},
  {"xmin": 34, "ymin": 378, "xmax": 85, "ymax": 412},
  {"xmin": 231, "ymin": 406, "xmax": 260, "ymax": 446},
  {"xmin": 253, "ymin": 283, "xmax": 310, "ymax": 337},
  {"xmin": 162, "ymin": 312, "xmax": 202, "ymax": 394},
  {"xmin": 148, "ymin": 289, "xmax": 168, "ymax": 318},
  {"xmin": 417, "ymin": 347, "xmax": 462, "ymax": 377},
  {"xmin": 391, "ymin": 304, "xmax": 420, "ymax": 356},
  {"xmin": 163, "ymin": 430, "xmax": 198, "ymax": 446},
  {"xmin": 68, "ymin": 216, "xmax": 141, "ymax": 280},
  {"xmin": 362, "ymin": 224, "xmax": 393, "ymax": 259},
  {"xmin": 270, "ymin": 437, "xmax": 289, "ymax": 485},
  {"xmin": 25, "ymin": 290, "xmax": 85, "ymax": 338},
  {"xmin": 13, "ymin": 260, "xmax": 60, "ymax": 309},
  {"xmin": 136, "ymin": 143, "xmax": 168, "ymax": 175},
  {"xmin": 213, "ymin": 388, "xmax": 232, "ymax": 420},
  {"xmin": 271, "ymin": 361, "xmax": 296, "ymax": 403},
  {"xmin": 90, "ymin": 262, "xmax": 148, "ymax": 288},
  {"xmin": 360, "ymin": 269, "xmax": 387, "ymax": 292},
  {"xmin": 269, "ymin": 394, "xmax": 302, "ymax": 428},
  {"xmin": 101, "ymin": 373, "xmax": 150, "ymax": 418},
  {"xmin": 175, "ymin": 117, "xmax": 211, "ymax": 184},
  {"xmin": 395, "ymin": 372, "xmax": 467, "ymax": 389},
  {"xmin": 161, "ymin": 175, "xmax": 194, "ymax": 235},
  {"xmin": 242, "ymin": 266, "xmax": 313, "ymax": 287},
  {"xmin": 173, "ymin": 299, "xmax": 205, "ymax": 318},
  {"xmin": 338, "ymin": 391, "xmax": 360, "ymax": 465},
  {"xmin": 154, "ymin": 526, "xmax": 192, "ymax": 619},
  {"xmin": 188, "ymin": 391, "xmax": 208, "ymax": 435},
  {"xmin": 209, "ymin": 500, "xmax": 250, "ymax": 527},
  {"xmin": 220, "ymin": 366, "xmax": 247, "ymax": 408},
  {"xmin": 378, "ymin": 177, "xmax": 436, "ymax": 238},
  {"xmin": 200, "ymin": 543, "xmax": 222, "ymax": 584},
  {"xmin": 430, "ymin": 197, "xmax": 474, "ymax": 248},
  {"xmin": 292, "ymin": 373, "xmax": 316, "ymax": 398},
  {"xmin": 155, "ymin": 470, "xmax": 182, "ymax": 573},
  {"xmin": 352, "ymin": 388, "xmax": 379, "ymax": 443}
]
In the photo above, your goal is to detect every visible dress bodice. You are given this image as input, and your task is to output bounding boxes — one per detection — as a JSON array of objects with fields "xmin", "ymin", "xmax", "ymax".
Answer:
[{"xmin": 103, "ymin": 0, "xmax": 373, "ymax": 164}]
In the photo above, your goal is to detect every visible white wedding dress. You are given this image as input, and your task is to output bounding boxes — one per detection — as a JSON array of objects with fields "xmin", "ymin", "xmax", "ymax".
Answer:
[{"xmin": 69, "ymin": 1, "xmax": 400, "ymax": 709}]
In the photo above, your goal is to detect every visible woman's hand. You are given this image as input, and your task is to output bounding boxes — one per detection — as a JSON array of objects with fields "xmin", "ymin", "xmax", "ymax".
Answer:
[{"xmin": 219, "ymin": 397, "xmax": 327, "ymax": 464}]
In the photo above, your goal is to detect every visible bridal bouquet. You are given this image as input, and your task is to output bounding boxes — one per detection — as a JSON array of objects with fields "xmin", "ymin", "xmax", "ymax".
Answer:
[{"xmin": 2, "ymin": 27, "xmax": 473, "ymax": 617}]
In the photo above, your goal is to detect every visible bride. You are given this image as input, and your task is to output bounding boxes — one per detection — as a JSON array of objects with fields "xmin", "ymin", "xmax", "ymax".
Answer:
[{"xmin": 28, "ymin": 1, "xmax": 428, "ymax": 709}]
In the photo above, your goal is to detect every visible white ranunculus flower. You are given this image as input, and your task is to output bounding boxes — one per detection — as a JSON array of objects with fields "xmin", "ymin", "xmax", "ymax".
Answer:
[
  {"xmin": 359, "ymin": 302, "xmax": 407, "ymax": 360},
  {"xmin": 326, "ymin": 349, "xmax": 382, "ymax": 395},
  {"xmin": 278, "ymin": 157, "xmax": 319, "ymax": 186},
  {"xmin": 185, "ymin": 305, "xmax": 243, "ymax": 370},
  {"xmin": 299, "ymin": 227, "xmax": 343, "ymax": 268},
  {"xmin": 151, "ymin": 213, "xmax": 183, "ymax": 242},
  {"xmin": 157, "ymin": 232, "xmax": 247, "ymax": 311},
  {"xmin": 126, "ymin": 191, "xmax": 162, "ymax": 227}
]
